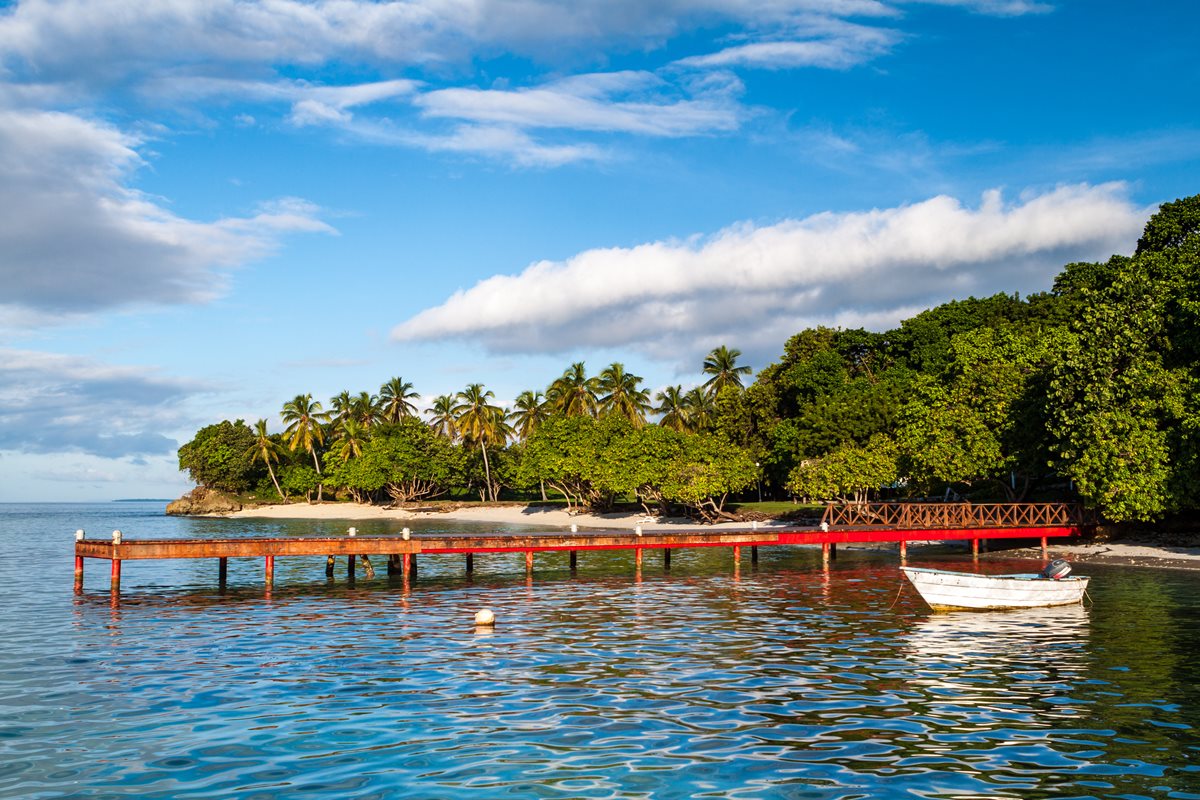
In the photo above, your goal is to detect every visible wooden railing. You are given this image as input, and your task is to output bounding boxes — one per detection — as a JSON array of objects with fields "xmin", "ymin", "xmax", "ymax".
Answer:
[{"xmin": 819, "ymin": 502, "xmax": 1093, "ymax": 530}]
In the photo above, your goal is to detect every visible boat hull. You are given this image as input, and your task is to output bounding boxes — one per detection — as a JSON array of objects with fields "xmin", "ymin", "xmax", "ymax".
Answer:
[{"xmin": 901, "ymin": 566, "xmax": 1089, "ymax": 611}]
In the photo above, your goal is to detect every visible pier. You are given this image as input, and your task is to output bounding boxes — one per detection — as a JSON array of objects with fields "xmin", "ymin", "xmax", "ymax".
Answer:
[{"xmin": 73, "ymin": 502, "xmax": 1093, "ymax": 592}]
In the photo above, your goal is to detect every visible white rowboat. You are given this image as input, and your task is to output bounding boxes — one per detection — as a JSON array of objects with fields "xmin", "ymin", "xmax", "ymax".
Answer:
[{"xmin": 900, "ymin": 566, "xmax": 1089, "ymax": 611}]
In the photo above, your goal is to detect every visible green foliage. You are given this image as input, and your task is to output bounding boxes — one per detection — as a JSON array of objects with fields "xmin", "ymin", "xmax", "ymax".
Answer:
[
  {"xmin": 279, "ymin": 464, "xmax": 319, "ymax": 499},
  {"xmin": 177, "ymin": 420, "xmax": 260, "ymax": 492},
  {"xmin": 786, "ymin": 435, "xmax": 898, "ymax": 503}
]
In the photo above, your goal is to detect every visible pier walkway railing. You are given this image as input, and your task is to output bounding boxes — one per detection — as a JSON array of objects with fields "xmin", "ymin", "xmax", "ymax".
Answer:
[{"xmin": 820, "ymin": 502, "xmax": 1093, "ymax": 531}]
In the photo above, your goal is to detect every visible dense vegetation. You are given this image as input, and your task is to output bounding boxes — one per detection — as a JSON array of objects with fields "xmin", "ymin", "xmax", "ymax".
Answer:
[{"xmin": 179, "ymin": 195, "xmax": 1200, "ymax": 524}]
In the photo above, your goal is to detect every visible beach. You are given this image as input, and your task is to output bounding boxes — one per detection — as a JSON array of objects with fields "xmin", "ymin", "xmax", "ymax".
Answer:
[{"xmin": 221, "ymin": 501, "xmax": 1200, "ymax": 570}]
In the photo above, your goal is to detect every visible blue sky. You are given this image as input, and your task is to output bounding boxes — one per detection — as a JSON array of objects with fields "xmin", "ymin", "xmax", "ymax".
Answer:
[{"xmin": 1, "ymin": 0, "xmax": 1198, "ymax": 501}]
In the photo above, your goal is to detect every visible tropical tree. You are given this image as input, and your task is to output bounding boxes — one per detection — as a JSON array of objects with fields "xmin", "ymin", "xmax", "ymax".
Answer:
[
  {"xmin": 454, "ymin": 383, "xmax": 506, "ymax": 501},
  {"xmin": 655, "ymin": 385, "xmax": 689, "ymax": 432},
  {"xmin": 508, "ymin": 390, "xmax": 548, "ymax": 442},
  {"xmin": 329, "ymin": 391, "xmax": 354, "ymax": 423},
  {"xmin": 379, "ymin": 377, "xmax": 420, "ymax": 423},
  {"xmin": 351, "ymin": 391, "xmax": 380, "ymax": 428},
  {"xmin": 702, "ymin": 345, "xmax": 752, "ymax": 396},
  {"xmin": 281, "ymin": 393, "xmax": 329, "ymax": 501},
  {"xmin": 178, "ymin": 419, "xmax": 259, "ymax": 493},
  {"xmin": 548, "ymin": 362, "xmax": 600, "ymax": 417},
  {"xmin": 428, "ymin": 394, "xmax": 458, "ymax": 440},
  {"xmin": 334, "ymin": 418, "xmax": 368, "ymax": 464},
  {"xmin": 684, "ymin": 387, "xmax": 714, "ymax": 431},
  {"xmin": 247, "ymin": 419, "xmax": 286, "ymax": 501},
  {"xmin": 598, "ymin": 362, "xmax": 652, "ymax": 426}
]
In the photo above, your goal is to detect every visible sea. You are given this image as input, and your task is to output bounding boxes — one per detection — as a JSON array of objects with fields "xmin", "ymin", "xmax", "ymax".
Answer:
[{"xmin": 1, "ymin": 501, "xmax": 1198, "ymax": 799}]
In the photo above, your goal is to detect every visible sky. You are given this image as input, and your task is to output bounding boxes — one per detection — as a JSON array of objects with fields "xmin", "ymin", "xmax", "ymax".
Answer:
[{"xmin": 1, "ymin": 0, "xmax": 1198, "ymax": 502}]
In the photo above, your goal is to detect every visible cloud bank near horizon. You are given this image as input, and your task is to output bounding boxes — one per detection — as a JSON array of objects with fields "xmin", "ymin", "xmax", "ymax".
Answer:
[
  {"xmin": 0, "ymin": 348, "xmax": 202, "ymax": 458},
  {"xmin": 392, "ymin": 183, "xmax": 1147, "ymax": 362}
]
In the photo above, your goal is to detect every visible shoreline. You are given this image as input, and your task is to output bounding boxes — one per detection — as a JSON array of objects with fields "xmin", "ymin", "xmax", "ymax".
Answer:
[{"xmin": 217, "ymin": 502, "xmax": 1200, "ymax": 571}]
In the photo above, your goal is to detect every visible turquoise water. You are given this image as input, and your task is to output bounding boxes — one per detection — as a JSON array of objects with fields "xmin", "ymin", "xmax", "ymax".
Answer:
[{"xmin": 2, "ymin": 502, "xmax": 1199, "ymax": 799}]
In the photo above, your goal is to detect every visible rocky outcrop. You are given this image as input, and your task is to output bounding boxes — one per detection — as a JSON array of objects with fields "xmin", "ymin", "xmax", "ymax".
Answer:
[{"xmin": 166, "ymin": 487, "xmax": 244, "ymax": 516}]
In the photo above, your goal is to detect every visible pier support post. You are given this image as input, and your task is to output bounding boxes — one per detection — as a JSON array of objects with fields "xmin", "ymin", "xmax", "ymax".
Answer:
[
  {"xmin": 830, "ymin": 543, "xmax": 837, "ymax": 561},
  {"xmin": 635, "ymin": 548, "xmax": 643, "ymax": 570},
  {"xmin": 569, "ymin": 550, "xmax": 577, "ymax": 572},
  {"xmin": 361, "ymin": 555, "xmax": 374, "ymax": 579},
  {"xmin": 347, "ymin": 554, "xmax": 356, "ymax": 577},
  {"xmin": 218, "ymin": 557, "xmax": 228, "ymax": 586},
  {"xmin": 663, "ymin": 548, "xmax": 671, "ymax": 570},
  {"xmin": 387, "ymin": 555, "xmax": 398, "ymax": 575},
  {"xmin": 409, "ymin": 554, "xmax": 418, "ymax": 578},
  {"xmin": 265, "ymin": 555, "xmax": 274, "ymax": 585},
  {"xmin": 822, "ymin": 542, "xmax": 830, "ymax": 566},
  {"xmin": 899, "ymin": 540, "xmax": 907, "ymax": 562},
  {"xmin": 1041, "ymin": 536, "xmax": 1048, "ymax": 559},
  {"xmin": 733, "ymin": 545, "xmax": 741, "ymax": 564},
  {"xmin": 466, "ymin": 553, "xmax": 474, "ymax": 574},
  {"xmin": 110, "ymin": 558, "xmax": 121, "ymax": 591},
  {"xmin": 751, "ymin": 546, "xmax": 758, "ymax": 565},
  {"xmin": 402, "ymin": 553, "xmax": 412, "ymax": 578},
  {"xmin": 971, "ymin": 538, "xmax": 979, "ymax": 559},
  {"xmin": 525, "ymin": 551, "xmax": 534, "ymax": 575},
  {"xmin": 326, "ymin": 556, "xmax": 335, "ymax": 577}
]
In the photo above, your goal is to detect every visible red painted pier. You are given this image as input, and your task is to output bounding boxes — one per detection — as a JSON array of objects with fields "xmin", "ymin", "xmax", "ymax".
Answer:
[{"xmin": 73, "ymin": 502, "xmax": 1093, "ymax": 592}]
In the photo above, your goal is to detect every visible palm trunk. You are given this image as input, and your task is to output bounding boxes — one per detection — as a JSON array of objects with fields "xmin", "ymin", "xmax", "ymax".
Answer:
[
  {"xmin": 267, "ymin": 463, "xmax": 286, "ymax": 503},
  {"xmin": 479, "ymin": 440, "xmax": 494, "ymax": 502},
  {"xmin": 311, "ymin": 447, "xmax": 324, "ymax": 502}
]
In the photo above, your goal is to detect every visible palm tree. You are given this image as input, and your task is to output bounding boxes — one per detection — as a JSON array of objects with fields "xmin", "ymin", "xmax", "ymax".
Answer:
[
  {"xmin": 684, "ymin": 386, "xmax": 714, "ymax": 431},
  {"xmin": 351, "ymin": 391, "xmax": 380, "ymax": 428},
  {"xmin": 379, "ymin": 377, "xmax": 420, "ymax": 423},
  {"xmin": 454, "ymin": 383, "xmax": 505, "ymax": 501},
  {"xmin": 428, "ymin": 394, "xmax": 458, "ymax": 440},
  {"xmin": 281, "ymin": 393, "xmax": 329, "ymax": 500},
  {"xmin": 334, "ymin": 418, "xmax": 368, "ymax": 463},
  {"xmin": 329, "ymin": 390, "xmax": 354, "ymax": 422},
  {"xmin": 508, "ymin": 390, "xmax": 547, "ymax": 442},
  {"xmin": 598, "ymin": 362, "xmax": 652, "ymax": 426},
  {"xmin": 549, "ymin": 361, "xmax": 599, "ymax": 417},
  {"xmin": 247, "ymin": 419, "xmax": 286, "ymax": 501},
  {"xmin": 655, "ymin": 385, "xmax": 689, "ymax": 432},
  {"xmin": 702, "ymin": 345, "xmax": 752, "ymax": 397}
]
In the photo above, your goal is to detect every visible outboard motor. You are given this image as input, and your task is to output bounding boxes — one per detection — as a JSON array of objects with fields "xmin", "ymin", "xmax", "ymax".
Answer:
[{"xmin": 1040, "ymin": 559, "xmax": 1072, "ymax": 580}]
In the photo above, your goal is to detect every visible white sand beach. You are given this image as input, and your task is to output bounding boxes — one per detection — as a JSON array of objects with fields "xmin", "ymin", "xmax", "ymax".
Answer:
[
  {"xmin": 219, "ymin": 501, "xmax": 1200, "ymax": 568},
  {"xmin": 223, "ymin": 501, "xmax": 792, "ymax": 532}
]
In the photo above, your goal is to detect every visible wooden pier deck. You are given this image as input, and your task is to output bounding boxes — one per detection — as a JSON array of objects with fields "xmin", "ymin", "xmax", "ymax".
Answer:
[{"xmin": 73, "ymin": 502, "xmax": 1093, "ymax": 592}]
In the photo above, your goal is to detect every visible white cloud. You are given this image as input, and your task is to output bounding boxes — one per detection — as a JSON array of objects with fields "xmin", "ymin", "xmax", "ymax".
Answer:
[
  {"xmin": 675, "ymin": 19, "xmax": 900, "ymax": 70},
  {"xmin": 417, "ymin": 70, "xmax": 743, "ymax": 136},
  {"xmin": 0, "ymin": 108, "xmax": 333, "ymax": 317},
  {"xmin": 392, "ymin": 183, "xmax": 1147, "ymax": 360}
]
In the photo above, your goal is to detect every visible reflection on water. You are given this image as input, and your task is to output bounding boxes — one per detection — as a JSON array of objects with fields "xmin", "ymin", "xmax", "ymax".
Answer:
[{"xmin": 2, "ymin": 505, "xmax": 1200, "ymax": 798}]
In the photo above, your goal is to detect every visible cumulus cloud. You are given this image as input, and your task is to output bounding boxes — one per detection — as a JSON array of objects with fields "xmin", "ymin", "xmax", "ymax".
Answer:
[
  {"xmin": 391, "ymin": 184, "xmax": 1147, "ymax": 360},
  {"xmin": 0, "ymin": 349, "xmax": 203, "ymax": 458},
  {"xmin": 0, "ymin": 108, "xmax": 332, "ymax": 317}
]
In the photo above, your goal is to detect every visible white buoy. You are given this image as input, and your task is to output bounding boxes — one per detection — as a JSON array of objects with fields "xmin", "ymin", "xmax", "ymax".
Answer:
[
  {"xmin": 402, "ymin": 527, "xmax": 411, "ymax": 540},
  {"xmin": 111, "ymin": 529, "xmax": 122, "ymax": 544},
  {"xmin": 75, "ymin": 529, "xmax": 85, "ymax": 541},
  {"xmin": 474, "ymin": 608, "xmax": 495, "ymax": 626},
  {"xmin": 348, "ymin": 526, "xmax": 357, "ymax": 537},
  {"xmin": 819, "ymin": 521, "xmax": 829, "ymax": 532}
]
